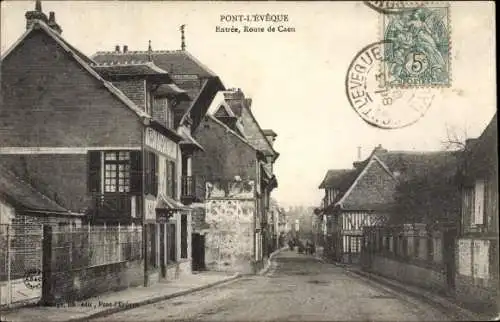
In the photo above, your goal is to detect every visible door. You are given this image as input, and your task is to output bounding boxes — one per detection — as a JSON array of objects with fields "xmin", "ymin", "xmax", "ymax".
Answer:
[
  {"xmin": 191, "ymin": 233, "xmax": 206, "ymax": 271},
  {"xmin": 160, "ymin": 224, "xmax": 166, "ymax": 278}
]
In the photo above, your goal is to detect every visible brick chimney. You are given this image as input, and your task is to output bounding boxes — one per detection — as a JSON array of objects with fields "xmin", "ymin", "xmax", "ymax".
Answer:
[
  {"xmin": 48, "ymin": 11, "xmax": 62, "ymax": 34},
  {"xmin": 25, "ymin": 0, "xmax": 48, "ymax": 30},
  {"xmin": 115, "ymin": 45, "xmax": 121, "ymax": 53},
  {"xmin": 123, "ymin": 45, "xmax": 128, "ymax": 53}
]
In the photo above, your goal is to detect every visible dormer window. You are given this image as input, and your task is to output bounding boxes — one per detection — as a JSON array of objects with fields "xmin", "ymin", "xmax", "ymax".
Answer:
[{"xmin": 152, "ymin": 97, "xmax": 174, "ymax": 129}]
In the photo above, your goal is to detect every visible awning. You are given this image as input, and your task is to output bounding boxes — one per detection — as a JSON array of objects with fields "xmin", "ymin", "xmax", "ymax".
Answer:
[
  {"xmin": 154, "ymin": 83, "xmax": 190, "ymax": 100},
  {"xmin": 179, "ymin": 129, "xmax": 204, "ymax": 151},
  {"xmin": 156, "ymin": 193, "xmax": 190, "ymax": 212}
]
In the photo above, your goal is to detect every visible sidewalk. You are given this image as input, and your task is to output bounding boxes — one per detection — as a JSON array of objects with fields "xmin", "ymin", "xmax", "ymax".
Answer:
[
  {"xmin": 316, "ymin": 251, "xmax": 490, "ymax": 321},
  {"xmin": 1, "ymin": 271, "xmax": 240, "ymax": 322}
]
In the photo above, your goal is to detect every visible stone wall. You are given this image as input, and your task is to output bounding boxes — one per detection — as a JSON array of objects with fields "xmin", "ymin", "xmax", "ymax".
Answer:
[{"xmin": 204, "ymin": 199, "xmax": 255, "ymax": 274}]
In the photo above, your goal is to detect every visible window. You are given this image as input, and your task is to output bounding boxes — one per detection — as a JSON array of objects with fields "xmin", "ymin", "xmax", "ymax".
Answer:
[
  {"xmin": 166, "ymin": 160, "xmax": 176, "ymax": 198},
  {"xmin": 104, "ymin": 152, "xmax": 130, "ymax": 193},
  {"xmin": 181, "ymin": 214, "xmax": 188, "ymax": 259},
  {"xmin": 167, "ymin": 223, "xmax": 176, "ymax": 263}
]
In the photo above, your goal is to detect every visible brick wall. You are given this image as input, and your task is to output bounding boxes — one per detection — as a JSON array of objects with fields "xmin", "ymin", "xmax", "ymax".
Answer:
[
  {"xmin": 192, "ymin": 116, "xmax": 257, "ymax": 191},
  {"xmin": 0, "ymin": 154, "xmax": 90, "ymax": 212},
  {"xmin": 112, "ymin": 79, "xmax": 146, "ymax": 111},
  {"xmin": 1, "ymin": 29, "xmax": 142, "ymax": 147}
]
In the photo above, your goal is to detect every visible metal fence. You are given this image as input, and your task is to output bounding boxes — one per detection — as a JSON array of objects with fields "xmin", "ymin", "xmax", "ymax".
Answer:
[
  {"xmin": 50, "ymin": 224, "xmax": 143, "ymax": 272},
  {"xmin": 0, "ymin": 223, "xmax": 43, "ymax": 308}
]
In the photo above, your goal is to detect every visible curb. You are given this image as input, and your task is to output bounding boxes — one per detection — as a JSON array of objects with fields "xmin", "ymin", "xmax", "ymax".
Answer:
[
  {"xmin": 65, "ymin": 273, "xmax": 241, "ymax": 322},
  {"xmin": 344, "ymin": 268, "xmax": 487, "ymax": 321},
  {"xmin": 258, "ymin": 246, "xmax": 288, "ymax": 276}
]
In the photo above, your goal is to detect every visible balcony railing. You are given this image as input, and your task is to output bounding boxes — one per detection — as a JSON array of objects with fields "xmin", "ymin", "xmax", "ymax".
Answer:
[
  {"xmin": 92, "ymin": 193, "xmax": 132, "ymax": 219},
  {"xmin": 181, "ymin": 176, "xmax": 203, "ymax": 203}
]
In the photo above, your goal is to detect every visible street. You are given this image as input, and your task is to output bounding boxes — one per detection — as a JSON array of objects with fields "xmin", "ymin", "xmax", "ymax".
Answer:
[{"xmin": 92, "ymin": 250, "xmax": 453, "ymax": 321}]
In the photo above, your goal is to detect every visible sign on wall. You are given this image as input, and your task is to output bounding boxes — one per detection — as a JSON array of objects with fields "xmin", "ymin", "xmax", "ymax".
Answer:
[
  {"xmin": 145, "ymin": 196, "xmax": 156, "ymax": 221},
  {"xmin": 145, "ymin": 128, "xmax": 177, "ymax": 159},
  {"xmin": 205, "ymin": 180, "xmax": 255, "ymax": 199}
]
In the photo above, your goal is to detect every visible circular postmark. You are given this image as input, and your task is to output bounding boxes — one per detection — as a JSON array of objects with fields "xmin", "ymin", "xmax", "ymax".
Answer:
[
  {"xmin": 364, "ymin": 1, "xmax": 426, "ymax": 15},
  {"xmin": 24, "ymin": 268, "xmax": 42, "ymax": 289},
  {"xmin": 345, "ymin": 41, "xmax": 436, "ymax": 129}
]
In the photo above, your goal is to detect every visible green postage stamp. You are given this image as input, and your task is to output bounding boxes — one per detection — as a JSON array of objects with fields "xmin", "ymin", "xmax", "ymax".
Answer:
[{"xmin": 382, "ymin": 2, "xmax": 450, "ymax": 87}]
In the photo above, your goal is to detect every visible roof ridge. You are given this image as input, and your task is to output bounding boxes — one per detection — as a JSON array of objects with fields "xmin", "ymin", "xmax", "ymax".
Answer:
[{"xmin": 93, "ymin": 49, "xmax": 184, "ymax": 55}]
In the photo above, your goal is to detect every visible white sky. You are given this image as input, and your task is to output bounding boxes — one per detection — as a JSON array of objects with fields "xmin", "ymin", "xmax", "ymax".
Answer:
[{"xmin": 1, "ymin": 1, "xmax": 496, "ymax": 208}]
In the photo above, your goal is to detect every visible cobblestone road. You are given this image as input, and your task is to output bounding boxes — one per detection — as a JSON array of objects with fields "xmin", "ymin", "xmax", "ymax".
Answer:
[{"xmin": 92, "ymin": 250, "xmax": 453, "ymax": 321}]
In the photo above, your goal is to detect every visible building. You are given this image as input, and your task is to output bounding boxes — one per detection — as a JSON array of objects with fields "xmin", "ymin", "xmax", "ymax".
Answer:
[
  {"xmin": 92, "ymin": 35, "xmax": 226, "ymax": 272},
  {"xmin": 319, "ymin": 145, "xmax": 462, "ymax": 264},
  {"xmin": 0, "ymin": 2, "xmax": 194, "ymax": 287},
  {"xmin": 456, "ymin": 113, "xmax": 498, "ymax": 314},
  {"xmin": 190, "ymin": 88, "xmax": 279, "ymax": 274}
]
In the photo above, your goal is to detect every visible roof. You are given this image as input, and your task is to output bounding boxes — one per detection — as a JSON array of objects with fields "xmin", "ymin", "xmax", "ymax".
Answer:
[
  {"xmin": 92, "ymin": 50, "xmax": 216, "ymax": 77},
  {"xmin": 93, "ymin": 62, "xmax": 169, "ymax": 77},
  {"xmin": 0, "ymin": 165, "xmax": 74, "ymax": 214},
  {"xmin": 375, "ymin": 150, "xmax": 461, "ymax": 181},
  {"xmin": 179, "ymin": 127, "xmax": 204, "ymax": 151},
  {"xmin": 183, "ymin": 77, "xmax": 225, "ymax": 130},
  {"xmin": 1, "ymin": 20, "xmax": 149, "ymax": 120},
  {"xmin": 262, "ymin": 129, "xmax": 277, "ymax": 137},
  {"xmin": 466, "ymin": 113, "xmax": 497, "ymax": 175},
  {"xmin": 318, "ymin": 169, "xmax": 358, "ymax": 190}
]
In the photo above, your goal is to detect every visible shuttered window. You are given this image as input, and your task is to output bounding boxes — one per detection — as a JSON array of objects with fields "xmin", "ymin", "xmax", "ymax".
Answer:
[
  {"xmin": 181, "ymin": 214, "xmax": 188, "ymax": 258},
  {"xmin": 87, "ymin": 151, "xmax": 142, "ymax": 194}
]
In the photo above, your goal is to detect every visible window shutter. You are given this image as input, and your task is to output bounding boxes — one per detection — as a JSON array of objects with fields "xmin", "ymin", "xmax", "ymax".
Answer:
[
  {"xmin": 474, "ymin": 180, "xmax": 485, "ymax": 225},
  {"xmin": 130, "ymin": 151, "xmax": 142, "ymax": 194},
  {"xmin": 144, "ymin": 152, "xmax": 150, "ymax": 195},
  {"xmin": 88, "ymin": 151, "xmax": 101, "ymax": 193},
  {"xmin": 152, "ymin": 153, "xmax": 158, "ymax": 196}
]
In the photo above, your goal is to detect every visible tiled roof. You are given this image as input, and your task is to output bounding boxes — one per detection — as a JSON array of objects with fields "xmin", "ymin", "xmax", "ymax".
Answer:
[
  {"xmin": 467, "ymin": 113, "xmax": 497, "ymax": 174},
  {"xmin": 91, "ymin": 50, "xmax": 216, "ymax": 77},
  {"xmin": 375, "ymin": 150, "xmax": 461, "ymax": 180},
  {"xmin": 93, "ymin": 62, "xmax": 169, "ymax": 77},
  {"xmin": 0, "ymin": 165, "xmax": 72, "ymax": 214},
  {"xmin": 318, "ymin": 169, "xmax": 359, "ymax": 190}
]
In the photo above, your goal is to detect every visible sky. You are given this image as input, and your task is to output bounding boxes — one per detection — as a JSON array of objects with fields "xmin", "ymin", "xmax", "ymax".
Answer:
[{"xmin": 1, "ymin": 1, "xmax": 496, "ymax": 208}]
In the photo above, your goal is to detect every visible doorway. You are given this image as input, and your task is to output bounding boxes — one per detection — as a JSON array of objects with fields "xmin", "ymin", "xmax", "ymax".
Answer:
[{"xmin": 192, "ymin": 233, "xmax": 206, "ymax": 271}]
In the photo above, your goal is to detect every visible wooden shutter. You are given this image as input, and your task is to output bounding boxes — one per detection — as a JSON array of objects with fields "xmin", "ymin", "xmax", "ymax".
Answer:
[
  {"xmin": 152, "ymin": 153, "xmax": 158, "ymax": 196},
  {"xmin": 88, "ymin": 151, "xmax": 101, "ymax": 193},
  {"xmin": 474, "ymin": 179, "xmax": 485, "ymax": 225},
  {"xmin": 130, "ymin": 151, "xmax": 142, "ymax": 194},
  {"xmin": 144, "ymin": 152, "xmax": 150, "ymax": 195}
]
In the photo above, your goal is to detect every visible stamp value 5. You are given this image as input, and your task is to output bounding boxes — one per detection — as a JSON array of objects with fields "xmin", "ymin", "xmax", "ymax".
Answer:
[{"xmin": 382, "ymin": 2, "xmax": 450, "ymax": 87}]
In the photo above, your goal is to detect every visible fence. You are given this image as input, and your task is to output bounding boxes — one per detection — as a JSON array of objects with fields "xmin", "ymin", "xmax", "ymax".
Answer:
[
  {"xmin": 361, "ymin": 223, "xmax": 457, "ymax": 294},
  {"xmin": 43, "ymin": 223, "xmax": 143, "ymax": 305},
  {"xmin": 0, "ymin": 223, "xmax": 44, "ymax": 308}
]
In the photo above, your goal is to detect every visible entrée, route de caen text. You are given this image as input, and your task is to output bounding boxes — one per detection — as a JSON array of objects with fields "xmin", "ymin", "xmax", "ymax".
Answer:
[{"xmin": 215, "ymin": 25, "xmax": 296, "ymax": 33}]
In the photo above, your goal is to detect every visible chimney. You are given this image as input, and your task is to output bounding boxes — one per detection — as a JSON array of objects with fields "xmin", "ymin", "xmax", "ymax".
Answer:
[
  {"xmin": 357, "ymin": 146, "xmax": 362, "ymax": 161},
  {"xmin": 47, "ymin": 11, "xmax": 62, "ymax": 34},
  {"xmin": 25, "ymin": 0, "xmax": 48, "ymax": 30},
  {"xmin": 123, "ymin": 45, "xmax": 128, "ymax": 53},
  {"xmin": 115, "ymin": 45, "xmax": 120, "ymax": 53}
]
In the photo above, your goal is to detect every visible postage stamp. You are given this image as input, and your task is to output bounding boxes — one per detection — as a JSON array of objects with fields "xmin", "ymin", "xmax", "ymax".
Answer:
[
  {"xmin": 345, "ymin": 41, "xmax": 436, "ymax": 129},
  {"xmin": 381, "ymin": 2, "xmax": 451, "ymax": 87}
]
